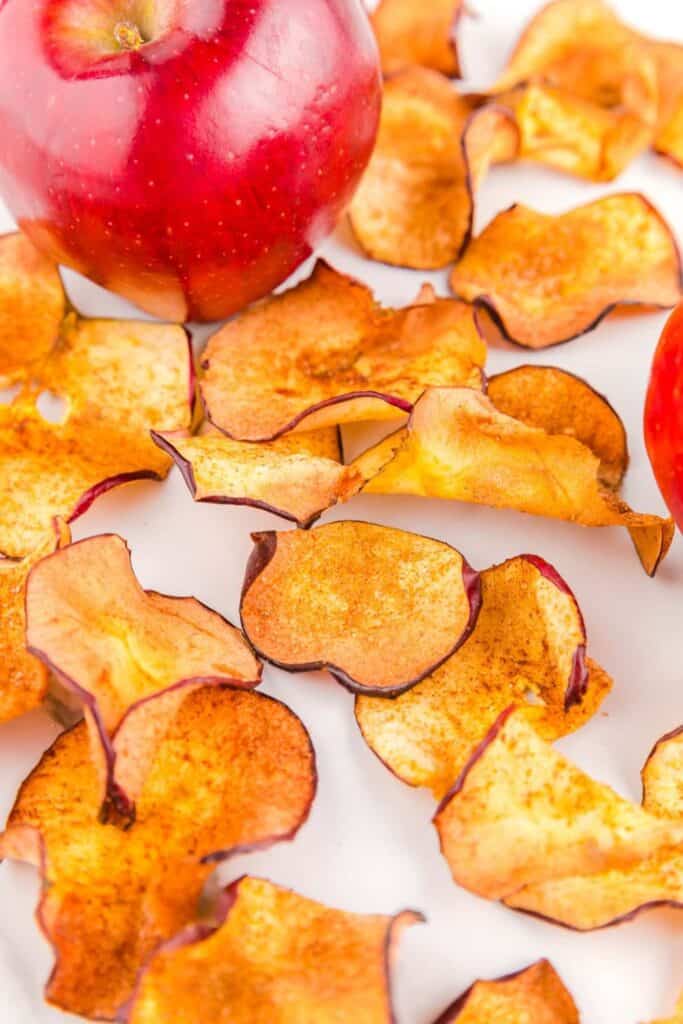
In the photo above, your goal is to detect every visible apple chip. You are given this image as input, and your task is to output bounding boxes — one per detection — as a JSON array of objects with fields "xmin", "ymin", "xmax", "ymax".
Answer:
[
  {"xmin": 25, "ymin": 533, "xmax": 261, "ymax": 816},
  {"xmin": 356, "ymin": 554, "xmax": 611, "ymax": 798},
  {"xmin": 124, "ymin": 875, "xmax": 420, "ymax": 1024},
  {"xmin": 201, "ymin": 261, "xmax": 486, "ymax": 440},
  {"xmin": 370, "ymin": 0, "xmax": 465, "ymax": 77},
  {"xmin": 349, "ymin": 69, "xmax": 518, "ymax": 269},
  {"xmin": 450, "ymin": 195, "xmax": 682, "ymax": 349},
  {"xmin": 433, "ymin": 960, "xmax": 580, "ymax": 1023},
  {"xmin": 434, "ymin": 709, "xmax": 683, "ymax": 902},
  {"xmin": 240, "ymin": 522, "xmax": 481, "ymax": 696},
  {"xmin": 153, "ymin": 426, "xmax": 360, "ymax": 528},
  {"xmin": 0, "ymin": 686, "xmax": 316, "ymax": 1020},
  {"xmin": 355, "ymin": 387, "xmax": 674, "ymax": 575},
  {"xmin": 656, "ymin": 96, "xmax": 683, "ymax": 167},
  {"xmin": 0, "ymin": 518, "xmax": 71, "ymax": 724}
]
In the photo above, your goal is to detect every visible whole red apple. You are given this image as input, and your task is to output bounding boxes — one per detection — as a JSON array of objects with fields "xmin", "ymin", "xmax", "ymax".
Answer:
[
  {"xmin": 645, "ymin": 303, "xmax": 683, "ymax": 531},
  {"xmin": 0, "ymin": 0, "xmax": 380, "ymax": 321}
]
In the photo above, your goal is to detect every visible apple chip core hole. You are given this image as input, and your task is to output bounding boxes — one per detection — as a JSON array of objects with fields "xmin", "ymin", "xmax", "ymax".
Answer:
[{"xmin": 36, "ymin": 390, "xmax": 68, "ymax": 425}]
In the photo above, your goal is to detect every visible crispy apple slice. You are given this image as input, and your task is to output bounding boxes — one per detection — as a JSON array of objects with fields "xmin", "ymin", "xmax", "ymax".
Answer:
[
  {"xmin": 433, "ymin": 960, "xmax": 580, "ymax": 1023},
  {"xmin": 0, "ymin": 686, "xmax": 316, "ymax": 1020},
  {"xmin": 370, "ymin": 0, "xmax": 466, "ymax": 77}
]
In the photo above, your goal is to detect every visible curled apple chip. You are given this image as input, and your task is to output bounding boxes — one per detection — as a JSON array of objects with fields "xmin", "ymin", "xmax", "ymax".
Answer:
[
  {"xmin": 25, "ymin": 533, "xmax": 261, "ymax": 817},
  {"xmin": 240, "ymin": 522, "xmax": 481, "ymax": 696},
  {"xmin": 124, "ymin": 875, "xmax": 420, "ymax": 1024},
  {"xmin": 0, "ymin": 518, "xmax": 71, "ymax": 724},
  {"xmin": 433, "ymin": 959, "xmax": 580, "ymax": 1023},
  {"xmin": 450, "ymin": 195, "xmax": 682, "ymax": 349},
  {"xmin": 355, "ymin": 387, "xmax": 674, "ymax": 575},
  {"xmin": 0, "ymin": 686, "xmax": 316, "ymax": 1020},
  {"xmin": 201, "ymin": 260, "xmax": 486, "ymax": 440},
  {"xmin": 153, "ymin": 425, "xmax": 360, "ymax": 528},
  {"xmin": 356, "ymin": 555, "xmax": 611, "ymax": 798},
  {"xmin": 656, "ymin": 96, "xmax": 683, "ymax": 167},
  {"xmin": 370, "ymin": 0, "xmax": 465, "ymax": 77},
  {"xmin": 349, "ymin": 69, "xmax": 518, "ymax": 269}
]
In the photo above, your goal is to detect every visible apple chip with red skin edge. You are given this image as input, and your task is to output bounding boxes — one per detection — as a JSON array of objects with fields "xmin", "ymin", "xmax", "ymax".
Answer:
[
  {"xmin": 349, "ymin": 69, "xmax": 518, "ymax": 270},
  {"xmin": 0, "ymin": 685, "xmax": 316, "ymax": 1021},
  {"xmin": 123, "ymin": 875, "xmax": 421, "ymax": 1024},
  {"xmin": 356, "ymin": 554, "xmax": 611, "ymax": 799},
  {"xmin": 0, "ymin": 518, "xmax": 71, "ymax": 725},
  {"xmin": 432, "ymin": 959, "xmax": 580, "ymax": 1024},
  {"xmin": 200, "ymin": 260, "xmax": 487, "ymax": 441},
  {"xmin": 370, "ymin": 0, "xmax": 466, "ymax": 78},
  {"xmin": 353, "ymin": 386, "xmax": 674, "ymax": 576},
  {"xmin": 25, "ymin": 533, "xmax": 262, "ymax": 820},
  {"xmin": 450, "ymin": 195, "xmax": 682, "ymax": 350},
  {"xmin": 240, "ymin": 521, "xmax": 481, "ymax": 697}
]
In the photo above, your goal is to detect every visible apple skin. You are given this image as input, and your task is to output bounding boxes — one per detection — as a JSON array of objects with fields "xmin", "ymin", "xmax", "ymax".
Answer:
[
  {"xmin": 0, "ymin": 0, "xmax": 381, "ymax": 322},
  {"xmin": 645, "ymin": 303, "xmax": 683, "ymax": 531}
]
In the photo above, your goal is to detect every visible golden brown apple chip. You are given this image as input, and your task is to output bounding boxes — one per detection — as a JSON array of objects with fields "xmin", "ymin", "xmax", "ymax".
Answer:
[
  {"xmin": 240, "ymin": 521, "xmax": 481, "ymax": 696},
  {"xmin": 354, "ymin": 387, "xmax": 673, "ymax": 575},
  {"xmin": 152, "ymin": 426, "xmax": 360, "ymax": 528},
  {"xmin": 201, "ymin": 260, "xmax": 486, "ymax": 440},
  {"xmin": 0, "ymin": 519, "xmax": 70, "ymax": 724},
  {"xmin": 124, "ymin": 875, "xmax": 420, "ymax": 1024},
  {"xmin": 639, "ymin": 39, "xmax": 683, "ymax": 166},
  {"xmin": 655, "ymin": 97, "xmax": 683, "ymax": 167},
  {"xmin": 433, "ymin": 710, "xmax": 683, "ymax": 929},
  {"xmin": 450, "ymin": 195, "xmax": 681, "ymax": 349},
  {"xmin": 370, "ymin": 0, "xmax": 465, "ymax": 77},
  {"xmin": 0, "ymin": 308, "xmax": 193, "ymax": 558},
  {"xmin": 433, "ymin": 960, "xmax": 580, "ymax": 1023},
  {"xmin": 25, "ymin": 533, "xmax": 261, "ymax": 817},
  {"xmin": 642, "ymin": 727, "xmax": 683, "ymax": 818},
  {"xmin": 0, "ymin": 686, "xmax": 316, "ymax": 1020},
  {"xmin": 356, "ymin": 554, "xmax": 611, "ymax": 798},
  {"xmin": 349, "ymin": 69, "xmax": 518, "ymax": 269}
]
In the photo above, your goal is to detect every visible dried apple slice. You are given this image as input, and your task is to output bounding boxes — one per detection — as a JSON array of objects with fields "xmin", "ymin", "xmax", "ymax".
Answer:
[
  {"xmin": 433, "ymin": 960, "xmax": 580, "ymax": 1023},
  {"xmin": 123, "ymin": 875, "xmax": 420, "ymax": 1024},
  {"xmin": 354, "ymin": 387, "xmax": 674, "ymax": 575},
  {"xmin": 0, "ymin": 518, "xmax": 71, "ymax": 724},
  {"xmin": 0, "ymin": 686, "xmax": 316, "ymax": 1020},
  {"xmin": 655, "ymin": 96, "xmax": 683, "ymax": 167},
  {"xmin": 370, "ymin": 0, "xmax": 465, "ymax": 77},
  {"xmin": 450, "ymin": 195, "xmax": 682, "ymax": 349},
  {"xmin": 349, "ymin": 69, "xmax": 518, "ymax": 269},
  {"xmin": 25, "ymin": 533, "xmax": 261, "ymax": 817},
  {"xmin": 240, "ymin": 522, "xmax": 481, "ymax": 696},
  {"xmin": 434, "ymin": 709, "xmax": 683, "ymax": 902},
  {"xmin": 152, "ymin": 426, "xmax": 360, "ymax": 528},
  {"xmin": 201, "ymin": 260, "xmax": 486, "ymax": 440},
  {"xmin": 356, "ymin": 554, "xmax": 611, "ymax": 798}
]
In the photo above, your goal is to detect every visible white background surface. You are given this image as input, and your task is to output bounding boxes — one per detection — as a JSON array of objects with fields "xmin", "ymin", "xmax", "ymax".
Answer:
[{"xmin": 1, "ymin": 1, "xmax": 682, "ymax": 1021}]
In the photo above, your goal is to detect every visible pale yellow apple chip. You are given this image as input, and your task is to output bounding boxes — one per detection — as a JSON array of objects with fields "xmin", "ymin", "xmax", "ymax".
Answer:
[
  {"xmin": 124, "ymin": 875, "xmax": 420, "ymax": 1024},
  {"xmin": 201, "ymin": 260, "xmax": 486, "ymax": 440},
  {"xmin": 349, "ymin": 69, "xmax": 518, "ymax": 269},
  {"xmin": 370, "ymin": 0, "xmax": 466, "ymax": 77},
  {"xmin": 0, "ymin": 686, "xmax": 316, "ymax": 1020},
  {"xmin": 356, "ymin": 554, "xmax": 611, "ymax": 798},
  {"xmin": 433, "ymin": 960, "xmax": 580, "ymax": 1023},
  {"xmin": 25, "ymin": 533, "xmax": 261, "ymax": 817},
  {"xmin": 240, "ymin": 521, "xmax": 481, "ymax": 696},
  {"xmin": 450, "ymin": 195, "xmax": 681, "ymax": 348}
]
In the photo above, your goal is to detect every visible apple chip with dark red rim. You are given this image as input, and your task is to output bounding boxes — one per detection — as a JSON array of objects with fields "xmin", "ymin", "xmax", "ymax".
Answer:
[
  {"xmin": 433, "ymin": 959, "xmax": 580, "ymax": 1023},
  {"xmin": 240, "ymin": 521, "xmax": 481, "ymax": 697},
  {"xmin": 353, "ymin": 386, "xmax": 674, "ymax": 575},
  {"xmin": 370, "ymin": 0, "xmax": 466, "ymax": 78},
  {"xmin": 356, "ymin": 554, "xmax": 611, "ymax": 798},
  {"xmin": 25, "ymin": 533, "xmax": 261, "ymax": 818},
  {"xmin": 450, "ymin": 195, "xmax": 681, "ymax": 349},
  {"xmin": 0, "ymin": 686, "xmax": 316, "ymax": 1020},
  {"xmin": 434, "ymin": 710, "xmax": 683, "ymax": 928},
  {"xmin": 123, "ymin": 875, "xmax": 420, "ymax": 1024},
  {"xmin": 0, "ymin": 234, "xmax": 193, "ymax": 557},
  {"xmin": 349, "ymin": 69, "xmax": 518, "ymax": 269},
  {"xmin": 200, "ymin": 261, "xmax": 486, "ymax": 440}
]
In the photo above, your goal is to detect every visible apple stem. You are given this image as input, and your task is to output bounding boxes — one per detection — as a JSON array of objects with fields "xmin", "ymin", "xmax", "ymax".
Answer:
[{"xmin": 114, "ymin": 20, "xmax": 145, "ymax": 51}]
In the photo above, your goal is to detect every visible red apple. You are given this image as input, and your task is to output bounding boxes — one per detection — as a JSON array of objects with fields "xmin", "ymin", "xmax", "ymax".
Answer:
[
  {"xmin": 645, "ymin": 303, "xmax": 683, "ymax": 531},
  {"xmin": 0, "ymin": 0, "xmax": 380, "ymax": 322}
]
